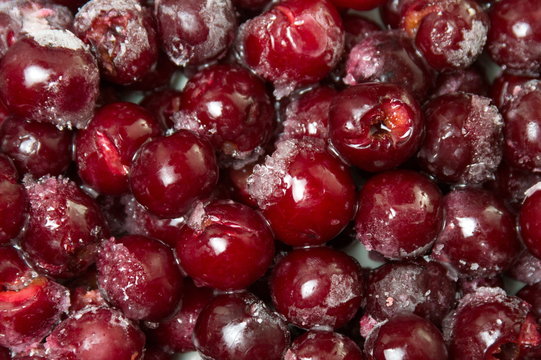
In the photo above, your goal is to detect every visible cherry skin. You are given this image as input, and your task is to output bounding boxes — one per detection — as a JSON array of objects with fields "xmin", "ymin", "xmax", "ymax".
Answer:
[
  {"xmin": 343, "ymin": 12, "xmax": 382, "ymax": 52},
  {"xmin": 247, "ymin": 139, "xmax": 356, "ymax": 247},
  {"xmin": 508, "ymin": 249, "xmax": 541, "ymax": 286},
  {"xmin": 329, "ymin": 0, "xmax": 385, "ymax": 10},
  {"xmin": 0, "ymin": 154, "xmax": 26, "ymax": 245},
  {"xmin": 517, "ymin": 282, "xmax": 541, "ymax": 322},
  {"xmin": 238, "ymin": 0, "xmax": 344, "ymax": 98},
  {"xmin": 176, "ymin": 200, "xmax": 275, "ymax": 290},
  {"xmin": 193, "ymin": 292, "xmax": 291, "ymax": 360},
  {"xmin": 141, "ymin": 89, "xmax": 182, "ymax": 130},
  {"xmin": 355, "ymin": 170, "xmax": 443, "ymax": 259},
  {"xmin": 1, "ymin": 116, "xmax": 72, "ymax": 178},
  {"xmin": 490, "ymin": 161, "xmax": 541, "ymax": 212},
  {"xmin": 96, "ymin": 235, "xmax": 183, "ymax": 322},
  {"xmin": 270, "ymin": 246, "xmax": 364, "ymax": 330},
  {"xmin": 75, "ymin": 102, "xmax": 162, "ymax": 195},
  {"xmin": 433, "ymin": 66, "xmax": 489, "ymax": 98},
  {"xmin": 490, "ymin": 73, "xmax": 537, "ymax": 110},
  {"xmin": 0, "ymin": 245, "xmax": 33, "ymax": 290},
  {"xmin": 129, "ymin": 130, "xmax": 219, "ymax": 218},
  {"xmin": 520, "ymin": 188, "xmax": 541, "ymax": 259},
  {"xmin": 329, "ymin": 82, "xmax": 423, "ymax": 172},
  {"xmin": 284, "ymin": 330, "xmax": 364, "ymax": 360}
]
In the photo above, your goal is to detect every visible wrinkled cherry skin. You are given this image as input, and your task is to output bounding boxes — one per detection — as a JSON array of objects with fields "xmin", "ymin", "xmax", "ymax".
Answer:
[
  {"xmin": 503, "ymin": 82, "xmax": 541, "ymax": 172},
  {"xmin": 488, "ymin": 0, "xmax": 541, "ymax": 74},
  {"xmin": 238, "ymin": 0, "xmax": 344, "ymax": 98},
  {"xmin": 364, "ymin": 313, "xmax": 448, "ymax": 360},
  {"xmin": 154, "ymin": 0, "xmax": 237, "ymax": 67},
  {"xmin": 490, "ymin": 73, "xmax": 537, "ymax": 110},
  {"xmin": 270, "ymin": 247, "xmax": 364, "ymax": 330},
  {"xmin": 443, "ymin": 288, "xmax": 541, "ymax": 360},
  {"xmin": 362, "ymin": 260, "xmax": 456, "ymax": 328},
  {"xmin": 284, "ymin": 330, "xmax": 364, "ymax": 360},
  {"xmin": 45, "ymin": 306, "xmax": 146, "ymax": 360},
  {"xmin": 148, "ymin": 278, "xmax": 214, "ymax": 353},
  {"xmin": 1, "ymin": 116, "xmax": 72, "ymax": 178},
  {"xmin": 0, "ymin": 34, "xmax": 99, "ymax": 129},
  {"xmin": 141, "ymin": 89, "xmax": 182, "ymax": 130},
  {"xmin": 129, "ymin": 130, "xmax": 219, "ymax": 218},
  {"xmin": 520, "ymin": 188, "xmax": 541, "ymax": 259},
  {"xmin": 355, "ymin": 170, "xmax": 443, "ymax": 259},
  {"xmin": 431, "ymin": 188, "xmax": 521, "ymax": 278},
  {"xmin": 417, "ymin": 93, "xmax": 504, "ymax": 184},
  {"xmin": 73, "ymin": 0, "xmax": 158, "ymax": 84},
  {"xmin": 176, "ymin": 201, "xmax": 274, "ymax": 290},
  {"xmin": 329, "ymin": 83, "xmax": 423, "ymax": 172},
  {"xmin": 433, "ymin": 67, "xmax": 489, "ymax": 98},
  {"xmin": 344, "ymin": 30, "xmax": 435, "ymax": 102},
  {"xmin": 0, "ymin": 277, "xmax": 69, "ymax": 352},
  {"xmin": 194, "ymin": 292, "xmax": 291, "ymax": 360},
  {"xmin": 76, "ymin": 102, "xmax": 162, "ymax": 195},
  {"xmin": 21, "ymin": 176, "xmax": 109, "ymax": 278},
  {"xmin": 97, "ymin": 235, "xmax": 183, "ymax": 322},
  {"xmin": 0, "ymin": 155, "xmax": 26, "ymax": 244},
  {"xmin": 175, "ymin": 65, "xmax": 275, "ymax": 165}
]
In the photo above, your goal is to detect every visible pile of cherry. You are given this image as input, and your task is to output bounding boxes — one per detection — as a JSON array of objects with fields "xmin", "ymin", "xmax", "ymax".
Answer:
[{"xmin": 0, "ymin": 0, "xmax": 541, "ymax": 358}]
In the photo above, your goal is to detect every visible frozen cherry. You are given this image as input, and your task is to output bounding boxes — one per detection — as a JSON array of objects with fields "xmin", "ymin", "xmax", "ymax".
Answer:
[
  {"xmin": 364, "ymin": 313, "xmax": 448, "ymax": 360},
  {"xmin": 487, "ymin": 0, "xmax": 541, "ymax": 74},
  {"xmin": 508, "ymin": 250, "xmax": 541, "ymax": 286},
  {"xmin": 329, "ymin": 82, "xmax": 423, "ymax": 172},
  {"xmin": 442, "ymin": 287, "xmax": 541, "ymax": 359},
  {"xmin": 361, "ymin": 260, "xmax": 456, "ymax": 330},
  {"xmin": 355, "ymin": 170, "xmax": 443, "ymax": 259},
  {"xmin": 0, "ymin": 154, "xmax": 26, "ymax": 244},
  {"xmin": 247, "ymin": 139, "xmax": 356, "ymax": 247},
  {"xmin": 270, "ymin": 247, "xmax": 363, "ymax": 330},
  {"xmin": 226, "ymin": 162, "xmax": 259, "ymax": 208},
  {"xmin": 0, "ymin": 246, "xmax": 33, "ymax": 290},
  {"xmin": 141, "ymin": 89, "xmax": 182, "ymax": 130},
  {"xmin": 1, "ymin": 116, "xmax": 72, "ymax": 178},
  {"xmin": 342, "ymin": 12, "xmax": 382, "ymax": 51},
  {"xmin": 0, "ymin": 277, "xmax": 69, "ymax": 352},
  {"xmin": 97, "ymin": 235, "xmax": 183, "ymax": 322},
  {"xmin": 148, "ymin": 278, "xmax": 214, "ymax": 353},
  {"xmin": 433, "ymin": 66, "xmax": 489, "ymax": 98},
  {"xmin": 154, "ymin": 0, "xmax": 237, "ymax": 67},
  {"xmin": 381, "ymin": 0, "xmax": 416, "ymax": 28},
  {"xmin": 174, "ymin": 64, "xmax": 275, "ymax": 166},
  {"xmin": 176, "ymin": 200, "xmax": 274, "ymax": 290},
  {"xmin": 21, "ymin": 176, "xmax": 109, "ymax": 278},
  {"xmin": 75, "ymin": 102, "xmax": 162, "ymax": 195},
  {"xmin": 45, "ymin": 306, "xmax": 145, "ymax": 360},
  {"xmin": 344, "ymin": 30, "xmax": 435, "ymax": 101},
  {"xmin": 232, "ymin": 0, "xmax": 271, "ymax": 11},
  {"xmin": 129, "ymin": 130, "xmax": 219, "ymax": 218},
  {"xmin": 68, "ymin": 287, "xmax": 105, "ymax": 314},
  {"xmin": 490, "ymin": 161, "xmax": 541, "ymax": 212},
  {"xmin": 194, "ymin": 292, "xmax": 290, "ymax": 360},
  {"xmin": 431, "ymin": 188, "xmax": 521, "ymax": 277},
  {"xmin": 329, "ymin": 0, "xmax": 384, "ymax": 10},
  {"xmin": 458, "ymin": 275, "xmax": 504, "ymax": 297},
  {"xmin": 237, "ymin": 0, "xmax": 344, "ymax": 98},
  {"xmin": 73, "ymin": 0, "xmax": 158, "ymax": 84},
  {"xmin": 518, "ymin": 282, "xmax": 541, "ymax": 321},
  {"xmin": 520, "ymin": 187, "xmax": 541, "ymax": 259},
  {"xmin": 284, "ymin": 330, "xmax": 363, "ymax": 360},
  {"xmin": 490, "ymin": 73, "xmax": 537, "ymax": 110},
  {"xmin": 0, "ymin": 30, "xmax": 99, "ymax": 129},
  {"xmin": 417, "ymin": 93, "xmax": 504, "ymax": 184}
]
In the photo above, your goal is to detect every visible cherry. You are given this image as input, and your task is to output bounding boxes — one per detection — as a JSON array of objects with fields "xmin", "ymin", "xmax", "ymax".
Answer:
[
  {"xmin": 141, "ymin": 89, "xmax": 182, "ymax": 130},
  {"xmin": 232, "ymin": 0, "xmax": 271, "ymax": 11},
  {"xmin": 96, "ymin": 235, "xmax": 183, "ymax": 322},
  {"xmin": 490, "ymin": 73, "xmax": 537, "ymax": 110},
  {"xmin": 458, "ymin": 276, "xmax": 504, "ymax": 297},
  {"xmin": 247, "ymin": 139, "xmax": 356, "ymax": 247},
  {"xmin": 270, "ymin": 246, "xmax": 364, "ymax": 330},
  {"xmin": 68, "ymin": 287, "xmax": 105, "ymax": 314},
  {"xmin": 330, "ymin": 0, "xmax": 385, "ymax": 10},
  {"xmin": 329, "ymin": 82, "xmax": 423, "ymax": 172},
  {"xmin": 193, "ymin": 292, "xmax": 291, "ymax": 360},
  {"xmin": 75, "ymin": 102, "xmax": 162, "ymax": 195},
  {"xmin": 237, "ymin": 0, "xmax": 344, "ymax": 98},
  {"xmin": 490, "ymin": 161, "xmax": 541, "ymax": 212},
  {"xmin": 342, "ymin": 12, "xmax": 382, "ymax": 51},
  {"xmin": 519, "ymin": 187, "xmax": 541, "ymax": 259},
  {"xmin": 284, "ymin": 330, "xmax": 364, "ymax": 360},
  {"xmin": 355, "ymin": 170, "xmax": 443, "ymax": 259},
  {"xmin": 508, "ymin": 249, "xmax": 541, "ymax": 286},
  {"xmin": 518, "ymin": 282, "xmax": 541, "ymax": 323},
  {"xmin": 0, "ymin": 246, "xmax": 33, "ymax": 291},
  {"xmin": 45, "ymin": 306, "xmax": 146, "ymax": 360},
  {"xmin": 176, "ymin": 200, "xmax": 274, "ymax": 290},
  {"xmin": 0, "ymin": 154, "xmax": 26, "ymax": 245},
  {"xmin": 226, "ymin": 162, "xmax": 259, "ymax": 208},
  {"xmin": 129, "ymin": 130, "xmax": 219, "ymax": 218},
  {"xmin": 433, "ymin": 66, "xmax": 489, "ymax": 98}
]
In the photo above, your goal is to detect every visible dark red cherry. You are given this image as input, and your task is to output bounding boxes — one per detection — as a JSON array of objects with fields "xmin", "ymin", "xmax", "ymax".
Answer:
[
  {"xmin": 490, "ymin": 73, "xmax": 537, "ymax": 110},
  {"xmin": 270, "ymin": 247, "xmax": 363, "ymax": 330},
  {"xmin": 0, "ymin": 347, "xmax": 7, "ymax": 360},
  {"xmin": 21, "ymin": 176, "xmax": 109, "ymax": 278},
  {"xmin": 45, "ymin": 306, "xmax": 145, "ymax": 360},
  {"xmin": 365, "ymin": 313, "xmax": 448, "ymax": 360},
  {"xmin": 247, "ymin": 139, "xmax": 356, "ymax": 246},
  {"xmin": 520, "ymin": 187, "xmax": 541, "ymax": 259},
  {"xmin": 330, "ymin": 0, "xmax": 385, "ymax": 10},
  {"xmin": 329, "ymin": 82, "xmax": 423, "ymax": 172},
  {"xmin": 433, "ymin": 66, "xmax": 489, "ymax": 98},
  {"xmin": 68, "ymin": 287, "xmax": 105, "ymax": 314},
  {"xmin": 141, "ymin": 89, "xmax": 182, "ymax": 130},
  {"xmin": 232, "ymin": 0, "xmax": 271, "ymax": 11},
  {"xmin": 0, "ymin": 245, "xmax": 33, "ymax": 291},
  {"xmin": 194, "ymin": 292, "xmax": 291, "ymax": 360},
  {"xmin": 458, "ymin": 276, "xmax": 504, "ymax": 297},
  {"xmin": 1, "ymin": 116, "xmax": 72, "ymax": 178},
  {"xmin": 97, "ymin": 235, "xmax": 183, "ymax": 322},
  {"xmin": 73, "ymin": 0, "xmax": 158, "ymax": 84},
  {"xmin": 431, "ymin": 188, "xmax": 521, "ymax": 278},
  {"xmin": 76, "ymin": 102, "xmax": 162, "ymax": 195},
  {"xmin": 0, "ymin": 31, "xmax": 99, "ymax": 129},
  {"xmin": 129, "ymin": 130, "xmax": 219, "ymax": 218},
  {"xmin": 490, "ymin": 162, "xmax": 541, "ymax": 212},
  {"xmin": 417, "ymin": 93, "xmax": 504, "ymax": 184},
  {"xmin": 342, "ymin": 12, "xmax": 382, "ymax": 51},
  {"xmin": 355, "ymin": 170, "xmax": 443, "ymax": 259},
  {"xmin": 518, "ymin": 282, "xmax": 541, "ymax": 322},
  {"xmin": 176, "ymin": 200, "xmax": 274, "ymax": 290},
  {"xmin": 238, "ymin": 0, "xmax": 344, "ymax": 98},
  {"xmin": 226, "ymin": 162, "xmax": 259, "ymax": 208},
  {"xmin": 284, "ymin": 330, "xmax": 364, "ymax": 360},
  {"xmin": 508, "ymin": 249, "xmax": 541, "ymax": 286},
  {"xmin": 0, "ymin": 154, "xmax": 25, "ymax": 244},
  {"xmin": 381, "ymin": 0, "xmax": 416, "ymax": 28}
]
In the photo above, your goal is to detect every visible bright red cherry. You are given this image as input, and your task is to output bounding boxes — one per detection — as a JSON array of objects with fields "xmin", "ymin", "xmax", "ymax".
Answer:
[{"xmin": 520, "ymin": 187, "xmax": 541, "ymax": 260}]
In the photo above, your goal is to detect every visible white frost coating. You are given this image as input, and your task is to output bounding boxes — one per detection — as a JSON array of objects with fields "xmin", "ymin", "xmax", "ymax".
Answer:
[
  {"xmin": 186, "ymin": 201, "xmax": 207, "ymax": 231},
  {"xmin": 325, "ymin": 274, "xmax": 358, "ymax": 308},
  {"xmin": 26, "ymin": 28, "xmax": 86, "ymax": 50},
  {"xmin": 446, "ymin": 20, "xmax": 488, "ymax": 68}
]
